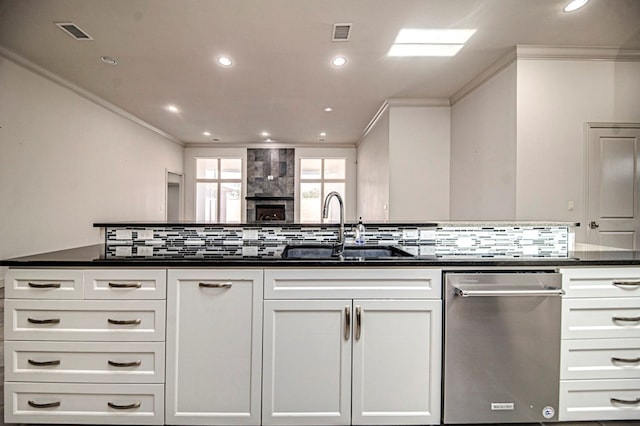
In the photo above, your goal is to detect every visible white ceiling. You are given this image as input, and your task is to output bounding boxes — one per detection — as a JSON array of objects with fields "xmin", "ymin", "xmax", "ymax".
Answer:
[{"xmin": 1, "ymin": 0, "xmax": 639, "ymax": 145}]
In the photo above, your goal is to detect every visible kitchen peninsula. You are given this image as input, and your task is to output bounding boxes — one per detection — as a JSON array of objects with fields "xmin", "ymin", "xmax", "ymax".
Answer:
[{"xmin": 2, "ymin": 221, "xmax": 640, "ymax": 425}]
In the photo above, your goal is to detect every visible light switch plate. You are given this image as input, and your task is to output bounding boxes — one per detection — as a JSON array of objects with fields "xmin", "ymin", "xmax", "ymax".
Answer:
[
  {"xmin": 136, "ymin": 246, "xmax": 153, "ymax": 256},
  {"xmin": 243, "ymin": 229, "xmax": 259, "ymax": 240},
  {"xmin": 137, "ymin": 230, "xmax": 154, "ymax": 240},
  {"xmin": 115, "ymin": 246, "xmax": 132, "ymax": 256},
  {"xmin": 242, "ymin": 246, "xmax": 259, "ymax": 257},
  {"xmin": 115, "ymin": 230, "xmax": 132, "ymax": 240}
]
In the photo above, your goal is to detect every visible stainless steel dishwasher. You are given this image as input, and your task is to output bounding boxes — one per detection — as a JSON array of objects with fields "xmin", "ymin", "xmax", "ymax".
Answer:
[{"xmin": 443, "ymin": 271, "xmax": 564, "ymax": 424}]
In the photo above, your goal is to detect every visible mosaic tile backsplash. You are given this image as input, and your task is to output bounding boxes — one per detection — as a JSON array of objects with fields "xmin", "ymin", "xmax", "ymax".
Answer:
[{"xmin": 104, "ymin": 224, "xmax": 571, "ymax": 259}]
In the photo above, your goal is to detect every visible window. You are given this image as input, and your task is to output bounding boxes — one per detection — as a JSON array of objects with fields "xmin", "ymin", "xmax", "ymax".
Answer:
[
  {"xmin": 195, "ymin": 158, "xmax": 242, "ymax": 223},
  {"xmin": 299, "ymin": 158, "xmax": 346, "ymax": 223}
]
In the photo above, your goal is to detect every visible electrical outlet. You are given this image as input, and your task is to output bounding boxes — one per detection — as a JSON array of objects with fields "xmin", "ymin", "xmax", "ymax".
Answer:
[
  {"xmin": 242, "ymin": 246, "xmax": 259, "ymax": 257},
  {"xmin": 136, "ymin": 246, "xmax": 153, "ymax": 256},
  {"xmin": 115, "ymin": 246, "xmax": 132, "ymax": 256},
  {"xmin": 568, "ymin": 200, "xmax": 575, "ymax": 211},
  {"xmin": 243, "ymin": 229, "xmax": 259, "ymax": 240},
  {"xmin": 138, "ymin": 230, "xmax": 154, "ymax": 240},
  {"xmin": 115, "ymin": 230, "xmax": 132, "ymax": 240}
]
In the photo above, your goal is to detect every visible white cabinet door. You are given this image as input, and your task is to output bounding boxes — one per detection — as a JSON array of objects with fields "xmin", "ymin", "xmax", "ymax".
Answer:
[
  {"xmin": 165, "ymin": 269, "xmax": 263, "ymax": 425},
  {"xmin": 262, "ymin": 299, "xmax": 352, "ymax": 426},
  {"xmin": 351, "ymin": 300, "xmax": 442, "ymax": 425}
]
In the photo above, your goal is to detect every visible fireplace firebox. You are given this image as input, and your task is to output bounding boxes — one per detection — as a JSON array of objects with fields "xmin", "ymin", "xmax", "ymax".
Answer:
[{"xmin": 256, "ymin": 204, "xmax": 286, "ymax": 222}]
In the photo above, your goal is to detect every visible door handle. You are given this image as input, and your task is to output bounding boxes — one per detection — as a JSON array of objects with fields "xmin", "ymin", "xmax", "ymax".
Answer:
[
  {"xmin": 344, "ymin": 306, "xmax": 351, "ymax": 341},
  {"xmin": 589, "ymin": 221, "xmax": 600, "ymax": 229},
  {"xmin": 355, "ymin": 306, "xmax": 362, "ymax": 341}
]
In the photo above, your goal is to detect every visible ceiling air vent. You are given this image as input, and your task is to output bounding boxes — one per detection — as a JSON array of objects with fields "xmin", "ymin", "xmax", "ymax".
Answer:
[
  {"xmin": 332, "ymin": 23, "xmax": 352, "ymax": 41},
  {"xmin": 55, "ymin": 22, "xmax": 93, "ymax": 40}
]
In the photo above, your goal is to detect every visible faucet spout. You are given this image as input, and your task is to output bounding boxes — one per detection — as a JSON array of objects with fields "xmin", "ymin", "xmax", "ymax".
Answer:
[{"xmin": 322, "ymin": 191, "xmax": 345, "ymax": 255}]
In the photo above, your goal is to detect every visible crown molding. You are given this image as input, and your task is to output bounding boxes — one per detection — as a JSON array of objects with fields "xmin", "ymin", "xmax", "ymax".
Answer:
[
  {"xmin": 184, "ymin": 141, "xmax": 356, "ymax": 149},
  {"xmin": 386, "ymin": 97, "xmax": 450, "ymax": 107},
  {"xmin": 450, "ymin": 45, "xmax": 640, "ymax": 106},
  {"xmin": 516, "ymin": 45, "xmax": 640, "ymax": 61},
  {"xmin": 450, "ymin": 47, "xmax": 517, "ymax": 106},
  {"xmin": 0, "ymin": 46, "xmax": 184, "ymax": 146}
]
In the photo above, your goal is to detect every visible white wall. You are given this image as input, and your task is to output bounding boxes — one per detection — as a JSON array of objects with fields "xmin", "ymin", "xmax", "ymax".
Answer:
[
  {"xmin": 356, "ymin": 109, "xmax": 390, "ymax": 221},
  {"xmin": 389, "ymin": 105, "xmax": 450, "ymax": 220},
  {"xmin": 516, "ymin": 60, "xmax": 640, "ymax": 228},
  {"xmin": 450, "ymin": 62, "xmax": 517, "ymax": 220},
  {"xmin": 0, "ymin": 56, "xmax": 183, "ymax": 260}
]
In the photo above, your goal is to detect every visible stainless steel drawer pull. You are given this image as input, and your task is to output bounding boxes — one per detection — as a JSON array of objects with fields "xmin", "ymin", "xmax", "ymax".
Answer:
[
  {"xmin": 28, "ymin": 400, "xmax": 61, "ymax": 409},
  {"xmin": 108, "ymin": 282, "xmax": 142, "ymax": 288},
  {"xmin": 108, "ymin": 360, "xmax": 142, "ymax": 367},
  {"xmin": 355, "ymin": 306, "xmax": 362, "ymax": 341},
  {"xmin": 610, "ymin": 397, "xmax": 640, "ymax": 405},
  {"xmin": 27, "ymin": 318, "xmax": 60, "ymax": 325},
  {"xmin": 199, "ymin": 282, "xmax": 233, "ymax": 289},
  {"xmin": 108, "ymin": 401, "xmax": 141, "ymax": 410},
  {"xmin": 454, "ymin": 286, "xmax": 564, "ymax": 297},
  {"xmin": 344, "ymin": 306, "xmax": 351, "ymax": 341},
  {"xmin": 28, "ymin": 359, "xmax": 61, "ymax": 366},
  {"xmin": 611, "ymin": 356, "xmax": 640, "ymax": 364},
  {"xmin": 613, "ymin": 281, "xmax": 640, "ymax": 288},
  {"xmin": 108, "ymin": 318, "xmax": 142, "ymax": 325},
  {"xmin": 612, "ymin": 316, "xmax": 640, "ymax": 323},
  {"xmin": 28, "ymin": 282, "xmax": 62, "ymax": 289}
]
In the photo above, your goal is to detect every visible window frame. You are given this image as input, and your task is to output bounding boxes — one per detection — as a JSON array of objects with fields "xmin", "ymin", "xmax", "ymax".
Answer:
[
  {"xmin": 194, "ymin": 157, "xmax": 243, "ymax": 223},
  {"xmin": 298, "ymin": 157, "xmax": 347, "ymax": 224}
]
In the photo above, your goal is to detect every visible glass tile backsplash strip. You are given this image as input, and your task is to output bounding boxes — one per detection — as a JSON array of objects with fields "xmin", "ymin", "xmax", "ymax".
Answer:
[{"xmin": 104, "ymin": 224, "xmax": 570, "ymax": 258}]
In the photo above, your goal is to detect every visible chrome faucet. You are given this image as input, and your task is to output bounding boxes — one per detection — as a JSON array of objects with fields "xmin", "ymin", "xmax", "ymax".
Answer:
[{"xmin": 322, "ymin": 191, "xmax": 345, "ymax": 255}]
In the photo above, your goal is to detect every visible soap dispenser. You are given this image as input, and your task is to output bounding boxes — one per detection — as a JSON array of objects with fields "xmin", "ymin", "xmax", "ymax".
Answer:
[{"xmin": 355, "ymin": 217, "xmax": 366, "ymax": 245}]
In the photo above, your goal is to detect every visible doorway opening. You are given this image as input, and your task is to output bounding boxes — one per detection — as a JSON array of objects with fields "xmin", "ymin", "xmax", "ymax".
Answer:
[{"xmin": 166, "ymin": 170, "xmax": 184, "ymax": 222}]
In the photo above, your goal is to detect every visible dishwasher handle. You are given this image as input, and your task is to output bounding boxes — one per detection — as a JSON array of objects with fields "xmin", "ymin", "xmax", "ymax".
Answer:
[{"xmin": 454, "ymin": 286, "xmax": 564, "ymax": 297}]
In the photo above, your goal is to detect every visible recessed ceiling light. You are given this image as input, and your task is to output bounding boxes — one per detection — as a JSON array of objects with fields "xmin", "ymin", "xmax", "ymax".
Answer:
[
  {"xmin": 332, "ymin": 56, "xmax": 347, "ymax": 67},
  {"xmin": 324, "ymin": 107, "xmax": 333, "ymax": 112},
  {"xmin": 100, "ymin": 55, "xmax": 117, "ymax": 65},
  {"xmin": 203, "ymin": 131, "xmax": 211, "ymax": 136},
  {"xmin": 166, "ymin": 105, "xmax": 179, "ymax": 113},
  {"xmin": 320, "ymin": 132, "xmax": 327, "ymax": 137},
  {"xmin": 217, "ymin": 56, "xmax": 232, "ymax": 66},
  {"xmin": 563, "ymin": 0, "xmax": 589, "ymax": 12},
  {"xmin": 388, "ymin": 44, "xmax": 464, "ymax": 57},
  {"xmin": 261, "ymin": 131, "xmax": 270, "ymax": 137},
  {"xmin": 265, "ymin": 138, "xmax": 273, "ymax": 142}
]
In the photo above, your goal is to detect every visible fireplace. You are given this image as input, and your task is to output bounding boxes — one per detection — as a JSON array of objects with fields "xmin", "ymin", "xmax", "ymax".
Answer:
[{"xmin": 256, "ymin": 204, "xmax": 286, "ymax": 222}]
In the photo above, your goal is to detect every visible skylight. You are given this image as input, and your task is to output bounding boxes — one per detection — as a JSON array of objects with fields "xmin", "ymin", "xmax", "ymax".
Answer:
[{"xmin": 387, "ymin": 28, "xmax": 476, "ymax": 57}]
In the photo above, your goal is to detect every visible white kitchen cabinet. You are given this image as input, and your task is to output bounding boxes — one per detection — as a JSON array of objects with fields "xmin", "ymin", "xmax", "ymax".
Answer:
[
  {"xmin": 4, "ymin": 268, "xmax": 167, "ymax": 425},
  {"xmin": 262, "ymin": 268, "xmax": 442, "ymax": 426},
  {"xmin": 262, "ymin": 299, "xmax": 352, "ymax": 425},
  {"xmin": 165, "ymin": 269, "xmax": 263, "ymax": 425},
  {"xmin": 559, "ymin": 267, "xmax": 640, "ymax": 421}
]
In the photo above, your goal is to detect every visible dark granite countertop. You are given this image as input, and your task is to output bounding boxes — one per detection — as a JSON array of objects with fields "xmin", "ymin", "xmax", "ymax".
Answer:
[{"xmin": 3, "ymin": 244, "xmax": 640, "ymax": 268}]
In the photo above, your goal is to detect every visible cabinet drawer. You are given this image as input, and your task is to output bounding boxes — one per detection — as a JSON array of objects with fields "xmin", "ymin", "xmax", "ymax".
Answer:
[
  {"xmin": 5, "ymin": 341, "xmax": 165, "ymax": 383},
  {"xmin": 84, "ymin": 269, "xmax": 166, "ymax": 300},
  {"xmin": 561, "ymin": 267, "xmax": 640, "ymax": 298},
  {"xmin": 264, "ymin": 268, "xmax": 441, "ymax": 299},
  {"xmin": 5, "ymin": 269, "xmax": 84, "ymax": 299},
  {"xmin": 5, "ymin": 299, "xmax": 166, "ymax": 341},
  {"xmin": 4, "ymin": 382, "xmax": 164, "ymax": 424},
  {"xmin": 562, "ymin": 298, "xmax": 640, "ymax": 339},
  {"xmin": 561, "ymin": 338, "xmax": 640, "ymax": 380},
  {"xmin": 559, "ymin": 379, "xmax": 640, "ymax": 421}
]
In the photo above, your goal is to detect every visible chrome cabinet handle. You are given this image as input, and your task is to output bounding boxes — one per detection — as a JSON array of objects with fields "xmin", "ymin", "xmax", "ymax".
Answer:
[
  {"xmin": 613, "ymin": 281, "xmax": 640, "ymax": 288},
  {"xmin": 454, "ymin": 286, "xmax": 564, "ymax": 297},
  {"xmin": 611, "ymin": 397, "xmax": 640, "ymax": 405},
  {"xmin": 108, "ymin": 318, "xmax": 141, "ymax": 325},
  {"xmin": 108, "ymin": 401, "xmax": 141, "ymax": 410},
  {"xmin": 344, "ymin": 306, "xmax": 351, "ymax": 341},
  {"xmin": 27, "ymin": 318, "xmax": 60, "ymax": 325},
  {"xmin": 199, "ymin": 282, "xmax": 233, "ymax": 289},
  {"xmin": 612, "ymin": 316, "xmax": 640, "ymax": 323},
  {"xmin": 28, "ymin": 359, "xmax": 61, "ymax": 367},
  {"xmin": 108, "ymin": 360, "xmax": 142, "ymax": 367},
  {"xmin": 611, "ymin": 357, "xmax": 640, "ymax": 364},
  {"xmin": 108, "ymin": 282, "xmax": 142, "ymax": 288},
  {"xmin": 28, "ymin": 282, "xmax": 61, "ymax": 289},
  {"xmin": 355, "ymin": 306, "xmax": 362, "ymax": 341},
  {"xmin": 28, "ymin": 400, "xmax": 61, "ymax": 409}
]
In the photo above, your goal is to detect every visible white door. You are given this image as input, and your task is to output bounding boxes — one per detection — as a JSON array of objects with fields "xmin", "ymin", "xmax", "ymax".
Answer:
[
  {"xmin": 262, "ymin": 299, "xmax": 352, "ymax": 426},
  {"xmin": 351, "ymin": 300, "xmax": 442, "ymax": 425},
  {"xmin": 587, "ymin": 125, "xmax": 640, "ymax": 249},
  {"xmin": 166, "ymin": 270, "xmax": 263, "ymax": 425}
]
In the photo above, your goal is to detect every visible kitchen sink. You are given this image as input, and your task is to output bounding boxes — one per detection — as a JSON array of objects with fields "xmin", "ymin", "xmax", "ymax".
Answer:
[{"xmin": 281, "ymin": 244, "xmax": 415, "ymax": 259}]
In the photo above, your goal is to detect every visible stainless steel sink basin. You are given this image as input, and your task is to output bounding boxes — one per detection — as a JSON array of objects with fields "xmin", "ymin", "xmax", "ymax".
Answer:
[{"xmin": 281, "ymin": 244, "xmax": 414, "ymax": 259}]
